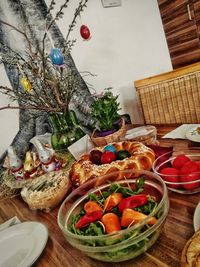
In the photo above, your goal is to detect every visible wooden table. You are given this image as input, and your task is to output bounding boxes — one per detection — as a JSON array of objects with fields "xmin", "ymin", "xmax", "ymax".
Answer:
[{"xmin": 1, "ymin": 125, "xmax": 200, "ymax": 267}]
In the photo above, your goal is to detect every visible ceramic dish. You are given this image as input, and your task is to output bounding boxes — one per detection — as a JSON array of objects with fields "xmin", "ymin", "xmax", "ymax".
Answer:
[
  {"xmin": 193, "ymin": 202, "xmax": 200, "ymax": 232},
  {"xmin": 186, "ymin": 126, "xmax": 200, "ymax": 142},
  {"xmin": 0, "ymin": 221, "xmax": 48, "ymax": 267}
]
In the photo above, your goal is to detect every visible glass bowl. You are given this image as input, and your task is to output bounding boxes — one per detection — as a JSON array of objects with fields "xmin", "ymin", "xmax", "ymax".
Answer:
[
  {"xmin": 57, "ymin": 169, "xmax": 169, "ymax": 262},
  {"xmin": 152, "ymin": 150, "xmax": 200, "ymax": 194}
]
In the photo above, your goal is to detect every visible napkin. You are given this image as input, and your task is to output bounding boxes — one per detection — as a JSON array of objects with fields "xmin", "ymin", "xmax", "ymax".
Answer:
[
  {"xmin": 162, "ymin": 124, "xmax": 200, "ymax": 139},
  {"xmin": 68, "ymin": 134, "xmax": 95, "ymax": 160},
  {"xmin": 0, "ymin": 216, "xmax": 21, "ymax": 232}
]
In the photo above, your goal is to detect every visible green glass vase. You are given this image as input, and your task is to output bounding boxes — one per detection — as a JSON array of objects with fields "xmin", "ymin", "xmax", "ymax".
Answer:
[{"xmin": 49, "ymin": 110, "xmax": 85, "ymax": 151}]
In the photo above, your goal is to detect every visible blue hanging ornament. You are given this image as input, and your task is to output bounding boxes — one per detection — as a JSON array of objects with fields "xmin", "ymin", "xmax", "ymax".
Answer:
[{"xmin": 50, "ymin": 48, "xmax": 64, "ymax": 65}]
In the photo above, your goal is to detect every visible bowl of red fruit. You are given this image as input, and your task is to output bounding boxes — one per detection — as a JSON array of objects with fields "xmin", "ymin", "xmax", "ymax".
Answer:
[{"xmin": 152, "ymin": 150, "xmax": 200, "ymax": 194}]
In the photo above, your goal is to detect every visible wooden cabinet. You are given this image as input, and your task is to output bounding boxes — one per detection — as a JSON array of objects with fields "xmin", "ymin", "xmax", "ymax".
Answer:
[{"xmin": 158, "ymin": 0, "xmax": 200, "ymax": 68}]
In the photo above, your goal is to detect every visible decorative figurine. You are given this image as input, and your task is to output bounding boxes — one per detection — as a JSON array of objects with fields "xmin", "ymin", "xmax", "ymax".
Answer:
[
  {"xmin": 7, "ymin": 146, "xmax": 24, "ymax": 180},
  {"xmin": 23, "ymin": 151, "xmax": 38, "ymax": 178},
  {"xmin": 32, "ymin": 139, "xmax": 56, "ymax": 172}
]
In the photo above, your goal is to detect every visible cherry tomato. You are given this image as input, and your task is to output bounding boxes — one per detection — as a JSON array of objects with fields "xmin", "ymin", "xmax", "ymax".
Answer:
[
  {"xmin": 101, "ymin": 151, "xmax": 116, "ymax": 164},
  {"xmin": 80, "ymin": 25, "xmax": 90, "ymax": 40}
]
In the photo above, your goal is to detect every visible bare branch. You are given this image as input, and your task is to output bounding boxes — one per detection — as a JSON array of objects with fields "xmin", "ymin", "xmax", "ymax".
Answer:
[{"xmin": 0, "ymin": 20, "xmax": 35, "ymax": 58}]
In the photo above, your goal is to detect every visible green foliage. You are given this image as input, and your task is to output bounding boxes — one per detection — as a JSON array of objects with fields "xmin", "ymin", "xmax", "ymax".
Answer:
[{"xmin": 91, "ymin": 88, "xmax": 121, "ymax": 131}]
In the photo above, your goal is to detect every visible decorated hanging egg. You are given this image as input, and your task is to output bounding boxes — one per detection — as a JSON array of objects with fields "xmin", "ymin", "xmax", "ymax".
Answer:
[
  {"xmin": 80, "ymin": 25, "xmax": 91, "ymax": 40},
  {"xmin": 20, "ymin": 77, "xmax": 32, "ymax": 92},
  {"xmin": 50, "ymin": 48, "xmax": 64, "ymax": 65},
  {"xmin": 103, "ymin": 145, "xmax": 117, "ymax": 154}
]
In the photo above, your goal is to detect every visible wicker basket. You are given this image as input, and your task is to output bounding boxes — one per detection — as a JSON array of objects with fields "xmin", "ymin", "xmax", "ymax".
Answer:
[
  {"xmin": 21, "ymin": 170, "xmax": 71, "ymax": 212},
  {"xmin": 91, "ymin": 118, "xmax": 126, "ymax": 146},
  {"xmin": 134, "ymin": 62, "xmax": 200, "ymax": 124}
]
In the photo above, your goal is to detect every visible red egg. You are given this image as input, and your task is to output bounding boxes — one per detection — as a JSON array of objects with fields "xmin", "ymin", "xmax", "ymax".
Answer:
[
  {"xmin": 80, "ymin": 25, "xmax": 90, "ymax": 40},
  {"xmin": 89, "ymin": 150, "xmax": 102, "ymax": 165},
  {"xmin": 101, "ymin": 151, "xmax": 116, "ymax": 164},
  {"xmin": 180, "ymin": 161, "xmax": 199, "ymax": 175},
  {"xmin": 180, "ymin": 173, "xmax": 200, "ymax": 190},
  {"xmin": 160, "ymin": 167, "xmax": 180, "ymax": 188},
  {"xmin": 172, "ymin": 154, "xmax": 191, "ymax": 169}
]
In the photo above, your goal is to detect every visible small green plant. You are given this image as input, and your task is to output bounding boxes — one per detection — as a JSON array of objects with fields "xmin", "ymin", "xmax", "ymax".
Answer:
[{"xmin": 91, "ymin": 88, "xmax": 121, "ymax": 131}]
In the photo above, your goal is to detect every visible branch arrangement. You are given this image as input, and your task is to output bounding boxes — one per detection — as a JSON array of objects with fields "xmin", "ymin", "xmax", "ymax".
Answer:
[{"xmin": 0, "ymin": 0, "xmax": 88, "ymax": 114}]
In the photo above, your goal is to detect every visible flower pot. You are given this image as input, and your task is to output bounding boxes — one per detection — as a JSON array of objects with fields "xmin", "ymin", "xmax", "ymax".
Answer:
[
  {"xmin": 91, "ymin": 118, "xmax": 126, "ymax": 146},
  {"xmin": 95, "ymin": 128, "xmax": 117, "ymax": 137}
]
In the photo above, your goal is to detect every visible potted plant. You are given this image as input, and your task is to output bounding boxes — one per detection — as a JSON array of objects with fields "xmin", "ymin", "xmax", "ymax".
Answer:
[{"xmin": 91, "ymin": 88, "xmax": 125, "ymax": 146}]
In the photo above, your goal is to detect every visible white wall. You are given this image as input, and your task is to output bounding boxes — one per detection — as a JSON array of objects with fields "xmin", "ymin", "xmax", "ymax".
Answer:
[{"xmin": 0, "ymin": 0, "xmax": 172, "ymax": 156}]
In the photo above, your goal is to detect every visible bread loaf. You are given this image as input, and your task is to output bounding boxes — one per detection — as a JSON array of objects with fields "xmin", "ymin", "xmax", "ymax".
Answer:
[{"xmin": 69, "ymin": 141, "xmax": 155, "ymax": 187}]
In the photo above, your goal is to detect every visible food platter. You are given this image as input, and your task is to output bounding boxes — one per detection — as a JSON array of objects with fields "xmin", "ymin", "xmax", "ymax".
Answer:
[
  {"xmin": 193, "ymin": 202, "xmax": 200, "ymax": 232},
  {"xmin": 0, "ymin": 221, "xmax": 48, "ymax": 267},
  {"xmin": 186, "ymin": 126, "xmax": 200, "ymax": 142}
]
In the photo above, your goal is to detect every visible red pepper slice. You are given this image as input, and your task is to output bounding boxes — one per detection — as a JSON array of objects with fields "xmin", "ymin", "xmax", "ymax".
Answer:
[
  {"xmin": 118, "ymin": 194, "xmax": 148, "ymax": 212},
  {"xmin": 75, "ymin": 210, "xmax": 103, "ymax": 229}
]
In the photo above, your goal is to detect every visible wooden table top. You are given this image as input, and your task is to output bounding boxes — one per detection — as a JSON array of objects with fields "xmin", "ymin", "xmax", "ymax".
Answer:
[{"xmin": 0, "ymin": 125, "xmax": 200, "ymax": 267}]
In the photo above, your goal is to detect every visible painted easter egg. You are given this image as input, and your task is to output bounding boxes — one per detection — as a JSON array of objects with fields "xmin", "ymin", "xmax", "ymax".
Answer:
[
  {"xmin": 103, "ymin": 145, "xmax": 117, "ymax": 154},
  {"xmin": 20, "ymin": 77, "xmax": 32, "ymax": 92},
  {"xmin": 80, "ymin": 25, "xmax": 90, "ymax": 40},
  {"xmin": 50, "ymin": 48, "xmax": 64, "ymax": 65}
]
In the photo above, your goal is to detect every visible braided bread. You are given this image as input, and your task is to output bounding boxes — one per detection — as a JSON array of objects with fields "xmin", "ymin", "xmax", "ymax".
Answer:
[{"xmin": 69, "ymin": 141, "xmax": 155, "ymax": 187}]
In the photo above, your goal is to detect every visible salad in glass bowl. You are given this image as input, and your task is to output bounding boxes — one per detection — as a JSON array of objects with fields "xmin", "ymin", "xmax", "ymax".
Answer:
[{"xmin": 58, "ymin": 169, "xmax": 169, "ymax": 262}]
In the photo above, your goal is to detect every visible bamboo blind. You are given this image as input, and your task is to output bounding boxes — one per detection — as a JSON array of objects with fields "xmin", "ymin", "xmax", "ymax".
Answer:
[{"xmin": 134, "ymin": 63, "xmax": 200, "ymax": 124}]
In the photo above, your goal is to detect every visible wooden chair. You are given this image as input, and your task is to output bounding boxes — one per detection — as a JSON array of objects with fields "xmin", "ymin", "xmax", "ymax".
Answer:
[{"xmin": 134, "ymin": 62, "xmax": 200, "ymax": 124}]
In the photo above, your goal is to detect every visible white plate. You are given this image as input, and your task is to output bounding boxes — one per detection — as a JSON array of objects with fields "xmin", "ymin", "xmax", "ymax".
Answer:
[
  {"xmin": 186, "ymin": 126, "xmax": 200, "ymax": 142},
  {"xmin": 193, "ymin": 202, "xmax": 200, "ymax": 232},
  {"xmin": 0, "ymin": 221, "xmax": 48, "ymax": 267}
]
